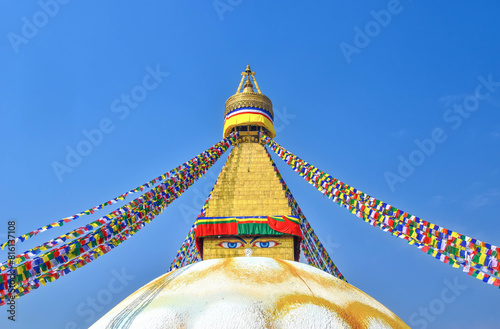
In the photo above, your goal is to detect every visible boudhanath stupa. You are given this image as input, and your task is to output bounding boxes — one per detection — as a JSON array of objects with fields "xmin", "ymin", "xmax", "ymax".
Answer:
[{"xmin": 89, "ymin": 65, "xmax": 410, "ymax": 329}]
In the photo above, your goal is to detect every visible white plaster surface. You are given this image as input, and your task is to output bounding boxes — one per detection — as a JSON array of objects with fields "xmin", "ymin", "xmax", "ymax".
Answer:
[{"xmin": 90, "ymin": 257, "xmax": 409, "ymax": 329}]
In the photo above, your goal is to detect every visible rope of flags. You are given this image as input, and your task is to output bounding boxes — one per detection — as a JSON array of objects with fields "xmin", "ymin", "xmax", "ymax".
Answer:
[
  {"xmin": 1, "ymin": 170, "xmax": 190, "ymax": 301},
  {"xmin": 0, "ymin": 134, "xmax": 237, "ymax": 271},
  {"xmin": 0, "ymin": 162, "xmax": 190, "ymax": 250},
  {"xmin": 0, "ymin": 134, "xmax": 237, "ymax": 306},
  {"xmin": 0, "ymin": 135, "xmax": 239, "ymax": 251},
  {"xmin": 262, "ymin": 134, "xmax": 500, "ymax": 288},
  {"xmin": 264, "ymin": 147, "xmax": 347, "ymax": 281},
  {"xmin": 168, "ymin": 225, "xmax": 199, "ymax": 272},
  {"xmin": 168, "ymin": 152, "xmax": 229, "ymax": 272}
]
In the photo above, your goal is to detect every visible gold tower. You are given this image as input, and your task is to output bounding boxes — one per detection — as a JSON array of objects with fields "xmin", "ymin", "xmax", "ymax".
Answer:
[{"xmin": 195, "ymin": 65, "xmax": 301, "ymax": 261}]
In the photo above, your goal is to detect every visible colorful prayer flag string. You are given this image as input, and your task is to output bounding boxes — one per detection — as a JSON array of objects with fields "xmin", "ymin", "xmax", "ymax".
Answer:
[
  {"xmin": 0, "ymin": 133, "xmax": 237, "ymax": 305},
  {"xmin": 263, "ymin": 146, "xmax": 346, "ymax": 281},
  {"xmin": 261, "ymin": 134, "xmax": 500, "ymax": 288},
  {"xmin": 0, "ymin": 134, "xmax": 237, "ymax": 271},
  {"xmin": 168, "ymin": 153, "xmax": 231, "ymax": 272},
  {"xmin": 0, "ymin": 134, "xmax": 238, "ymax": 250}
]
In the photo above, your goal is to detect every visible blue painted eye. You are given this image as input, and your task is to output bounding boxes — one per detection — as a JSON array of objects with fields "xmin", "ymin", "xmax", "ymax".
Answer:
[
  {"xmin": 259, "ymin": 242, "xmax": 270, "ymax": 248},
  {"xmin": 254, "ymin": 241, "xmax": 278, "ymax": 248},
  {"xmin": 219, "ymin": 242, "xmax": 243, "ymax": 248}
]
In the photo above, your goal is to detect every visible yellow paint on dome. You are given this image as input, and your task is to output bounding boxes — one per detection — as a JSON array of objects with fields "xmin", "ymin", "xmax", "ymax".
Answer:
[{"xmin": 90, "ymin": 258, "xmax": 410, "ymax": 329}]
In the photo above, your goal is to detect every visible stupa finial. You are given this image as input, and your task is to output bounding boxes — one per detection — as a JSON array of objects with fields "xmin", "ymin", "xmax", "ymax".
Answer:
[
  {"xmin": 243, "ymin": 76, "xmax": 254, "ymax": 93},
  {"xmin": 224, "ymin": 65, "xmax": 275, "ymax": 138},
  {"xmin": 236, "ymin": 64, "xmax": 262, "ymax": 94}
]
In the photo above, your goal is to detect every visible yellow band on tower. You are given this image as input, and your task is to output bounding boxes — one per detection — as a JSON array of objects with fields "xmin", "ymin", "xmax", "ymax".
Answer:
[{"xmin": 223, "ymin": 112, "xmax": 276, "ymax": 138}]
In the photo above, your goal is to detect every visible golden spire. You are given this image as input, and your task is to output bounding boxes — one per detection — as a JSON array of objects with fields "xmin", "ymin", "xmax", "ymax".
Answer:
[
  {"xmin": 236, "ymin": 64, "xmax": 262, "ymax": 94},
  {"xmin": 243, "ymin": 77, "xmax": 254, "ymax": 93}
]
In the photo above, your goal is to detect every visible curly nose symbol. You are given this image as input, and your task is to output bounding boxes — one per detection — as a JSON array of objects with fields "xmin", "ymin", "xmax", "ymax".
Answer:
[{"xmin": 245, "ymin": 248, "xmax": 253, "ymax": 257}]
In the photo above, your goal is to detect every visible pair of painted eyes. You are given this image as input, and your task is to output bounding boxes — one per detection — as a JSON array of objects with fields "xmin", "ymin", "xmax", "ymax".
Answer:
[{"xmin": 218, "ymin": 241, "xmax": 279, "ymax": 249}]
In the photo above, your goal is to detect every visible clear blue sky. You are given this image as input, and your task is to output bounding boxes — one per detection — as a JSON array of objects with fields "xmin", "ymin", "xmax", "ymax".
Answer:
[{"xmin": 1, "ymin": 1, "xmax": 500, "ymax": 328}]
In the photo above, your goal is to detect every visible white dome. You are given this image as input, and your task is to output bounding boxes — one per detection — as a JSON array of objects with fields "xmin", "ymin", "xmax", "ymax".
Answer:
[{"xmin": 90, "ymin": 257, "xmax": 409, "ymax": 329}]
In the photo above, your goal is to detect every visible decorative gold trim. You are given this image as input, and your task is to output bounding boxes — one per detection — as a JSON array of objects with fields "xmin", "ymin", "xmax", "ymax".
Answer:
[{"xmin": 225, "ymin": 92, "xmax": 273, "ymax": 118}]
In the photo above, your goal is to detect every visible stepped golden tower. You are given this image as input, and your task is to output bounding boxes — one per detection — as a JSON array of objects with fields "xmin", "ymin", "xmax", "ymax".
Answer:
[{"xmin": 90, "ymin": 66, "xmax": 409, "ymax": 329}]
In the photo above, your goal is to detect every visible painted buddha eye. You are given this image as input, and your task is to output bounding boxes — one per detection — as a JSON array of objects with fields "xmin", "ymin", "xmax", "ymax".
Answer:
[
  {"xmin": 253, "ymin": 241, "xmax": 279, "ymax": 248},
  {"xmin": 219, "ymin": 242, "xmax": 243, "ymax": 248}
]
